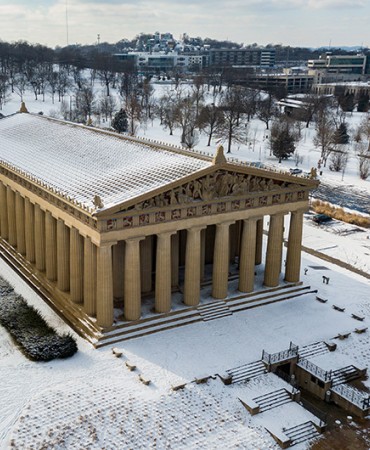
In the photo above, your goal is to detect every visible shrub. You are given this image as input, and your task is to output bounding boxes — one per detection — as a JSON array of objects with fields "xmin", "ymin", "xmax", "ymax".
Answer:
[
  {"xmin": 311, "ymin": 200, "xmax": 370, "ymax": 229},
  {"xmin": 0, "ymin": 280, "xmax": 77, "ymax": 361}
]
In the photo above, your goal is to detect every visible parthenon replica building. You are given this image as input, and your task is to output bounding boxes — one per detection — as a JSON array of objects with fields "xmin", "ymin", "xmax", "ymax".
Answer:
[{"xmin": 0, "ymin": 107, "xmax": 318, "ymax": 341}]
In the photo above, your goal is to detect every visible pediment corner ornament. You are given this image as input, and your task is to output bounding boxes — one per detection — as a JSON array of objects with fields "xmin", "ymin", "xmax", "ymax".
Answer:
[{"xmin": 131, "ymin": 170, "xmax": 289, "ymax": 212}]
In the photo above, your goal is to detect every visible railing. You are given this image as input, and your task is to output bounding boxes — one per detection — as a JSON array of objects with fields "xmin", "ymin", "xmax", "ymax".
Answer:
[
  {"xmin": 297, "ymin": 358, "xmax": 332, "ymax": 382},
  {"xmin": 331, "ymin": 384, "xmax": 370, "ymax": 410},
  {"xmin": 262, "ymin": 342, "xmax": 299, "ymax": 366},
  {"xmin": 299, "ymin": 398, "xmax": 328, "ymax": 428}
]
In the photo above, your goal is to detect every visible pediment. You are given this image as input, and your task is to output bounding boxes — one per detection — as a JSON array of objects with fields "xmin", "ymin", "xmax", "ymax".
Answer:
[{"xmin": 96, "ymin": 163, "xmax": 315, "ymax": 218}]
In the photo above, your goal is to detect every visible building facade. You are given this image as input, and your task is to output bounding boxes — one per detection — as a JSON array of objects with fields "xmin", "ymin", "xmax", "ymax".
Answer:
[{"xmin": 0, "ymin": 107, "xmax": 318, "ymax": 339}]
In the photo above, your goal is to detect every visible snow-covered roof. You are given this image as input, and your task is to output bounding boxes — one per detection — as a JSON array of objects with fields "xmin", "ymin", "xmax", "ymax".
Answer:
[{"xmin": 0, "ymin": 113, "xmax": 211, "ymax": 213}]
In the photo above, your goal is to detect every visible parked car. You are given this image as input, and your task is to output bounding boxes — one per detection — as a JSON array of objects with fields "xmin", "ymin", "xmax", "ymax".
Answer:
[
  {"xmin": 312, "ymin": 214, "xmax": 333, "ymax": 224},
  {"xmin": 289, "ymin": 167, "xmax": 303, "ymax": 175}
]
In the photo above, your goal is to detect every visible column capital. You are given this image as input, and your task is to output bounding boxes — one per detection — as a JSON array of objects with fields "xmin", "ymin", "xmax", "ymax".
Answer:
[
  {"xmin": 216, "ymin": 220, "xmax": 235, "ymax": 228},
  {"xmin": 97, "ymin": 240, "xmax": 117, "ymax": 249},
  {"xmin": 125, "ymin": 236, "xmax": 145, "ymax": 245},
  {"xmin": 187, "ymin": 225, "xmax": 207, "ymax": 234}
]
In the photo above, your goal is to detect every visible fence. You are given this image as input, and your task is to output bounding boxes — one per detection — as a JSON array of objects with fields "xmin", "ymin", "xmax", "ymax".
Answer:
[
  {"xmin": 262, "ymin": 342, "xmax": 299, "ymax": 366},
  {"xmin": 297, "ymin": 358, "xmax": 332, "ymax": 382},
  {"xmin": 331, "ymin": 384, "xmax": 370, "ymax": 410}
]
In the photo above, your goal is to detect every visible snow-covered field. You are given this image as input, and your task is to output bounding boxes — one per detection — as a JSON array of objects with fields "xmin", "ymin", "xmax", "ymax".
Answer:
[{"xmin": 0, "ymin": 84, "xmax": 370, "ymax": 449}]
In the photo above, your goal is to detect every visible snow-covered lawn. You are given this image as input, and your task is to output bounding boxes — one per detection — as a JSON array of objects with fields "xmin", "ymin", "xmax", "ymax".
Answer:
[
  {"xmin": 0, "ymin": 224, "xmax": 369, "ymax": 448},
  {"xmin": 0, "ymin": 84, "xmax": 369, "ymax": 449}
]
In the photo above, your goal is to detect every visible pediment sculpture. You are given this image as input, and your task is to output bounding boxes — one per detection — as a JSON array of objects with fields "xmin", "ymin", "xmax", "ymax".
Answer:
[{"xmin": 132, "ymin": 170, "xmax": 291, "ymax": 211}]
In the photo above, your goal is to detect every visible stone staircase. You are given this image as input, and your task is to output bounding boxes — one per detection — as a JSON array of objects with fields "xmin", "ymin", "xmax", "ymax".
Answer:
[
  {"xmin": 283, "ymin": 421, "xmax": 320, "ymax": 447},
  {"xmin": 226, "ymin": 285, "xmax": 314, "ymax": 313},
  {"xmin": 331, "ymin": 365, "xmax": 362, "ymax": 387},
  {"xmin": 298, "ymin": 341, "xmax": 330, "ymax": 360},
  {"xmin": 226, "ymin": 360, "xmax": 267, "ymax": 384},
  {"xmin": 197, "ymin": 300, "xmax": 233, "ymax": 321},
  {"xmin": 252, "ymin": 388, "xmax": 292, "ymax": 413}
]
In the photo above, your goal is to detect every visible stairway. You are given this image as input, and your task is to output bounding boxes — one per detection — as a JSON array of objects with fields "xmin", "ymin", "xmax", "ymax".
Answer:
[
  {"xmin": 298, "ymin": 341, "xmax": 329, "ymax": 360},
  {"xmin": 252, "ymin": 388, "xmax": 292, "ymax": 413},
  {"xmin": 283, "ymin": 422, "xmax": 320, "ymax": 447},
  {"xmin": 197, "ymin": 301, "xmax": 232, "ymax": 321},
  {"xmin": 284, "ymin": 421, "xmax": 320, "ymax": 446},
  {"xmin": 226, "ymin": 285, "xmax": 314, "ymax": 314},
  {"xmin": 96, "ymin": 308, "xmax": 201, "ymax": 347},
  {"xmin": 331, "ymin": 365, "xmax": 361, "ymax": 386},
  {"xmin": 226, "ymin": 360, "xmax": 267, "ymax": 384}
]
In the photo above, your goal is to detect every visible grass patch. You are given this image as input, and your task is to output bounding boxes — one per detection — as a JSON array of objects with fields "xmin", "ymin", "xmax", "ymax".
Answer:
[
  {"xmin": 0, "ymin": 279, "xmax": 77, "ymax": 361},
  {"xmin": 311, "ymin": 200, "xmax": 370, "ymax": 229}
]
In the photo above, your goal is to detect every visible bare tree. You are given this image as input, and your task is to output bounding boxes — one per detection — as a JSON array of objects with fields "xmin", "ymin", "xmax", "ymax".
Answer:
[
  {"xmin": 313, "ymin": 108, "xmax": 335, "ymax": 166},
  {"xmin": 99, "ymin": 92, "xmax": 117, "ymax": 122},
  {"xmin": 217, "ymin": 87, "xmax": 248, "ymax": 153},
  {"xmin": 197, "ymin": 103, "xmax": 225, "ymax": 146},
  {"xmin": 256, "ymin": 93, "xmax": 278, "ymax": 130},
  {"xmin": 124, "ymin": 93, "xmax": 142, "ymax": 135},
  {"xmin": 75, "ymin": 85, "xmax": 96, "ymax": 122}
]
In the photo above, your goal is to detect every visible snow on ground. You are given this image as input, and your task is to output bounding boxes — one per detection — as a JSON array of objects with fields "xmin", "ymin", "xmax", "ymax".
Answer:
[
  {"xmin": 0, "ymin": 225, "xmax": 369, "ymax": 448},
  {"xmin": 0, "ymin": 85, "xmax": 369, "ymax": 448}
]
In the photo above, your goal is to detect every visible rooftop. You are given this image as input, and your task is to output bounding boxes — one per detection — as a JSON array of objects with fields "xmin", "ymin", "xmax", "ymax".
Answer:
[{"xmin": 0, "ymin": 112, "xmax": 211, "ymax": 213}]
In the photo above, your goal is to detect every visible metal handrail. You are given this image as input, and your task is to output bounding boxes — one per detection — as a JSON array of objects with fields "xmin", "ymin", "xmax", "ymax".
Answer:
[
  {"xmin": 297, "ymin": 358, "xmax": 332, "ymax": 382},
  {"xmin": 331, "ymin": 384, "xmax": 370, "ymax": 410},
  {"xmin": 262, "ymin": 342, "xmax": 299, "ymax": 365}
]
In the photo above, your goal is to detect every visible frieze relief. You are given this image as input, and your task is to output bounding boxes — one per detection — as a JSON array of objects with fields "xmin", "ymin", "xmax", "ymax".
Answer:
[{"xmin": 131, "ymin": 170, "xmax": 292, "ymax": 212}]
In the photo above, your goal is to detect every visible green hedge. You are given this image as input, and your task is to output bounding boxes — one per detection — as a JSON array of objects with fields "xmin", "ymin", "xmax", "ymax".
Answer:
[{"xmin": 0, "ymin": 279, "xmax": 77, "ymax": 361}]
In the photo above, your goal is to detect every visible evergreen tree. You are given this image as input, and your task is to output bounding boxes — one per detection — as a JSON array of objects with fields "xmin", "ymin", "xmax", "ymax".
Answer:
[
  {"xmin": 333, "ymin": 122, "xmax": 349, "ymax": 145},
  {"xmin": 112, "ymin": 108, "xmax": 128, "ymax": 133},
  {"xmin": 270, "ymin": 118, "xmax": 296, "ymax": 162}
]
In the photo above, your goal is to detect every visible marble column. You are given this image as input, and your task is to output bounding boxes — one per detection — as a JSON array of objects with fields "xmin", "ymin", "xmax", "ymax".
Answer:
[
  {"xmin": 45, "ymin": 211, "xmax": 57, "ymax": 281},
  {"xmin": 113, "ymin": 241, "xmax": 125, "ymax": 299},
  {"xmin": 34, "ymin": 204, "xmax": 45, "ymax": 272},
  {"xmin": 96, "ymin": 243, "xmax": 114, "ymax": 328},
  {"xmin": 184, "ymin": 226, "xmax": 205, "ymax": 306},
  {"xmin": 57, "ymin": 219, "xmax": 70, "ymax": 292},
  {"xmin": 0, "ymin": 182, "xmax": 8, "ymax": 239},
  {"xmin": 171, "ymin": 233, "xmax": 179, "ymax": 289},
  {"xmin": 255, "ymin": 218, "xmax": 263, "ymax": 265},
  {"xmin": 124, "ymin": 237, "xmax": 143, "ymax": 321},
  {"xmin": 140, "ymin": 236, "xmax": 152, "ymax": 293},
  {"xmin": 285, "ymin": 210, "xmax": 304, "ymax": 283},
  {"xmin": 7, "ymin": 186, "xmax": 16, "ymax": 247},
  {"xmin": 200, "ymin": 228, "xmax": 206, "ymax": 281},
  {"xmin": 212, "ymin": 221, "xmax": 234, "ymax": 299},
  {"xmin": 239, "ymin": 218, "xmax": 258, "ymax": 293},
  {"xmin": 155, "ymin": 231, "xmax": 174, "ymax": 314},
  {"xmin": 70, "ymin": 227, "xmax": 83, "ymax": 303},
  {"xmin": 264, "ymin": 213, "xmax": 285, "ymax": 287},
  {"xmin": 84, "ymin": 237, "xmax": 97, "ymax": 316},
  {"xmin": 24, "ymin": 198, "xmax": 35, "ymax": 263},
  {"xmin": 15, "ymin": 193, "xmax": 26, "ymax": 255}
]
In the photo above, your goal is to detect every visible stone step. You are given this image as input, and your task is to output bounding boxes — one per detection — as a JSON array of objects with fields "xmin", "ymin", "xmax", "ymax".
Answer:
[
  {"xmin": 226, "ymin": 285, "xmax": 310, "ymax": 309},
  {"xmin": 331, "ymin": 366, "xmax": 361, "ymax": 386},
  {"xmin": 253, "ymin": 389, "xmax": 292, "ymax": 412},
  {"xmin": 227, "ymin": 361, "xmax": 267, "ymax": 383},
  {"xmin": 230, "ymin": 288, "xmax": 315, "ymax": 314},
  {"xmin": 298, "ymin": 341, "xmax": 329, "ymax": 359},
  {"xmin": 259, "ymin": 397, "xmax": 292, "ymax": 412},
  {"xmin": 284, "ymin": 422, "xmax": 320, "ymax": 446},
  {"xmin": 96, "ymin": 315, "xmax": 201, "ymax": 347},
  {"xmin": 253, "ymin": 388, "xmax": 289, "ymax": 404},
  {"xmin": 201, "ymin": 311, "xmax": 233, "ymax": 322}
]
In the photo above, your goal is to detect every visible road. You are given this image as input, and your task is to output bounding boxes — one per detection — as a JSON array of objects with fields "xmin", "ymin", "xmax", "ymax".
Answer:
[{"xmin": 312, "ymin": 182, "xmax": 370, "ymax": 215}]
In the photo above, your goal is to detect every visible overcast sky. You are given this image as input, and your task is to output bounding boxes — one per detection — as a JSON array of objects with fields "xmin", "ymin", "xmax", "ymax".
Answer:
[{"xmin": 0, "ymin": 0, "xmax": 367, "ymax": 48}]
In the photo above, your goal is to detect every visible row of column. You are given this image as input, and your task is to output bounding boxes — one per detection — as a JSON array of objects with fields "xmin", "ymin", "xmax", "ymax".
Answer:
[
  {"xmin": 0, "ymin": 182, "xmax": 101, "ymax": 323},
  {"xmin": 0, "ymin": 182, "xmax": 304, "ymax": 329}
]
